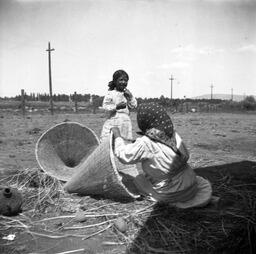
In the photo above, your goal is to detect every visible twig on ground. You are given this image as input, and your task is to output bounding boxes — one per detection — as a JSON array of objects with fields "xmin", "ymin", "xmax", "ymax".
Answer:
[
  {"xmin": 102, "ymin": 241, "xmax": 125, "ymax": 245},
  {"xmin": 82, "ymin": 223, "xmax": 113, "ymax": 240},
  {"xmin": 128, "ymin": 202, "xmax": 155, "ymax": 218},
  {"xmin": 63, "ymin": 219, "xmax": 116, "ymax": 230},
  {"xmin": 33, "ymin": 215, "xmax": 75, "ymax": 223},
  {"xmin": 34, "ymin": 213, "xmax": 120, "ymax": 224},
  {"xmin": 53, "ymin": 249, "xmax": 85, "ymax": 254},
  {"xmin": 85, "ymin": 202, "xmax": 119, "ymax": 212},
  {"xmin": 0, "ymin": 215, "xmax": 30, "ymax": 229},
  {"xmin": 25, "ymin": 231, "xmax": 87, "ymax": 239},
  {"xmin": 221, "ymin": 219, "xmax": 228, "ymax": 237}
]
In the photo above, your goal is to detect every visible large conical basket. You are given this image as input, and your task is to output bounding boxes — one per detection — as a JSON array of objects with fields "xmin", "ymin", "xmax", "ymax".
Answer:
[
  {"xmin": 64, "ymin": 132, "xmax": 141, "ymax": 201},
  {"xmin": 35, "ymin": 122, "xmax": 100, "ymax": 182}
]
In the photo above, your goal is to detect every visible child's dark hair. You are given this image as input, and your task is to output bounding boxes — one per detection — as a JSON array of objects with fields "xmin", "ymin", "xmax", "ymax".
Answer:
[{"xmin": 108, "ymin": 70, "xmax": 129, "ymax": 90}]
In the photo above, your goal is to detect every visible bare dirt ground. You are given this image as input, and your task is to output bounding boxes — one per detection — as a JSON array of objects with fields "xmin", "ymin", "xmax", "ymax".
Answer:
[{"xmin": 0, "ymin": 110, "xmax": 256, "ymax": 254}]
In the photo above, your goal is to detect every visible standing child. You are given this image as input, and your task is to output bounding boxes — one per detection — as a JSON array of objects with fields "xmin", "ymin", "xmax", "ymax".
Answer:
[
  {"xmin": 100, "ymin": 70, "xmax": 137, "ymax": 141},
  {"xmin": 111, "ymin": 102, "xmax": 213, "ymax": 209}
]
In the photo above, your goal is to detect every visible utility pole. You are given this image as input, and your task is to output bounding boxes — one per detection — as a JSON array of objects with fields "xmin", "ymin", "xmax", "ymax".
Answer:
[
  {"xmin": 210, "ymin": 84, "xmax": 214, "ymax": 100},
  {"xmin": 21, "ymin": 89, "xmax": 25, "ymax": 117},
  {"xmin": 46, "ymin": 42, "xmax": 55, "ymax": 115},
  {"xmin": 231, "ymin": 88, "xmax": 233, "ymax": 101},
  {"xmin": 74, "ymin": 91, "xmax": 78, "ymax": 112},
  {"xmin": 169, "ymin": 75, "xmax": 175, "ymax": 101}
]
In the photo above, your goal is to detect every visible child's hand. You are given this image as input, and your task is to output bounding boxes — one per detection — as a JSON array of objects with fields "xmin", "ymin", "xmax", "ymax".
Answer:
[
  {"xmin": 123, "ymin": 89, "xmax": 132, "ymax": 100},
  {"xmin": 116, "ymin": 101, "xmax": 126, "ymax": 110}
]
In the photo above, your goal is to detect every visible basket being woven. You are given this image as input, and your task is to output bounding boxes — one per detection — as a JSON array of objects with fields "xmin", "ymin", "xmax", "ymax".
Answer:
[
  {"xmin": 35, "ymin": 122, "xmax": 100, "ymax": 182},
  {"xmin": 64, "ymin": 132, "xmax": 140, "ymax": 201}
]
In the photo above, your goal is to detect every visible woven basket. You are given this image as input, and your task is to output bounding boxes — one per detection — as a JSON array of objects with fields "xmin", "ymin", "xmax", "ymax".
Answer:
[
  {"xmin": 64, "ymin": 132, "xmax": 141, "ymax": 201},
  {"xmin": 35, "ymin": 122, "xmax": 100, "ymax": 182}
]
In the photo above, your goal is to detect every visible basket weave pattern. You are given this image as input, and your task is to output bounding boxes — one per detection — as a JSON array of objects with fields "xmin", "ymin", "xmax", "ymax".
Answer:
[
  {"xmin": 35, "ymin": 122, "xmax": 100, "ymax": 182},
  {"xmin": 64, "ymin": 133, "xmax": 140, "ymax": 201}
]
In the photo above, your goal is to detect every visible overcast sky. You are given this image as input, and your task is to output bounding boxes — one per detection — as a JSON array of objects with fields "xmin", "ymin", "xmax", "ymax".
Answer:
[{"xmin": 0, "ymin": 0, "xmax": 255, "ymax": 99}]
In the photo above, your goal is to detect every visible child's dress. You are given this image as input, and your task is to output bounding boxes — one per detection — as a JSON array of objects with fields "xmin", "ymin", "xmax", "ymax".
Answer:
[{"xmin": 100, "ymin": 90, "xmax": 137, "ymax": 141}]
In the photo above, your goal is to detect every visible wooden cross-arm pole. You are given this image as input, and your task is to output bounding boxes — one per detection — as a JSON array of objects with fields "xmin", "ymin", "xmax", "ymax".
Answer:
[{"xmin": 46, "ymin": 42, "xmax": 55, "ymax": 115}]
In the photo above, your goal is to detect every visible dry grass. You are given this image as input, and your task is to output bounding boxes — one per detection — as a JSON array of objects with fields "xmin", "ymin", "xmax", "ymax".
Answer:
[
  {"xmin": 0, "ymin": 167, "xmax": 64, "ymax": 213},
  {"xmin": 126, "ymin": 185, "xmax": 256, "ymax": 254},
  {"xmin": 1, "ymin": 161, "xmax": 256, "ymax": 254},
  {"xmin": 126, "ymin": 161, "xmax": 256, "ymax": 254}
]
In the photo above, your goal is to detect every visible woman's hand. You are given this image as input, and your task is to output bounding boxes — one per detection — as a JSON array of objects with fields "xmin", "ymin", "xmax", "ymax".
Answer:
[
  {"xmin": 111, "ymin": 127, "xmax": 121, "ymax": 138},
  {"xmin": 123, "ymin": 89, "xmax": 132, "ymax": 100},
  {"xmin": 116, "ymin": 101, "xmax": 127, "ymax": 110}
]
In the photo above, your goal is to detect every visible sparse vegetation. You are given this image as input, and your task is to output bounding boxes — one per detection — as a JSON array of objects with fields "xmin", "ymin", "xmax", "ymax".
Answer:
[
  {"xmin": 241, "ymin": 96, "xmax": 256, "ymax": 110},
  {"xmin": 1, "ymin": 93, "xmax": 256, "ymax": 113}
]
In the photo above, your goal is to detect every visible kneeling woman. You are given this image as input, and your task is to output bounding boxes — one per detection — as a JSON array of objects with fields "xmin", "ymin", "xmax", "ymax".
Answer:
[{"xmin": 111, "ymin": 102, "xmax": 212, "ymax": 209}]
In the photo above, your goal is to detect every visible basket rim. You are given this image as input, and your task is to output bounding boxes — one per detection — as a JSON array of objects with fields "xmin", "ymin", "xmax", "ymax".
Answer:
[
  {"xmin": 35, "ymin": 121, "xmax": 100, "ymax": 180},
  {"xmin": 109, "ymin": 131, "xmax": 140, "ymax": 199}
]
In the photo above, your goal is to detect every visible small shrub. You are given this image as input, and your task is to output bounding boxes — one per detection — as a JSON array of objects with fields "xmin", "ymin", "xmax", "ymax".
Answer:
[{"xmin": 241, "ymin": 96, "xmax": 256, "ymax": 110}]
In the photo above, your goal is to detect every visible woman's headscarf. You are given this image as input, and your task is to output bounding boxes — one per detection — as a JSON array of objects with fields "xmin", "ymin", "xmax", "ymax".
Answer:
[
  {"xmin": 108, "ymin": 70, "xmax": 129, "ymax": 90},
  {"xmin": 137, "ymin": 102, "xmax": 179, "ymax": 153}
]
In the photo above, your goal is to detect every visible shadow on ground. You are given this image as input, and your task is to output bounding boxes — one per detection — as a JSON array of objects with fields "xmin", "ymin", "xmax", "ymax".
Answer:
[{"xmin": 127, "ymin": 160, "xmax": 256, "ymax": 254}]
